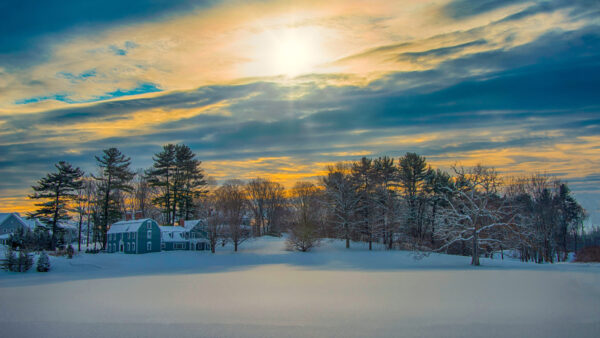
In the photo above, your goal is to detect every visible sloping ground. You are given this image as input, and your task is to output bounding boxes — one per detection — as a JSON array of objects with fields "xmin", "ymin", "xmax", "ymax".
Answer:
[{"xmin": 1, "ymin": 237, "xmax": 599, "ymax": 338}]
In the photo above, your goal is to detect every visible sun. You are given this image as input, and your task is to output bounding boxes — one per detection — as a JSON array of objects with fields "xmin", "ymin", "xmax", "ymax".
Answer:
[{"xmin": 241, "ymin": 26, "xmax": 333, "ymax": 78}]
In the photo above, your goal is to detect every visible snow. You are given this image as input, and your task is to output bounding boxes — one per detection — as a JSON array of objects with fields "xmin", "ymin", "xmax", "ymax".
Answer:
[
  {"xmin": 159, "ymin": 225, "xmax": 188, "ymax": 242},
  {"xmin": 107, "ymin": 218, "xmax": 151, "ymax": 234},
  {"xmin": 1, "ymin": 237, "xmax": 599, "ymax": 338}
]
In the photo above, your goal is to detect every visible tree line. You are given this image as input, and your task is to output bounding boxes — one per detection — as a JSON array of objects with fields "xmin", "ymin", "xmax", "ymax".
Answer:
[{"xmin": 18, "ymin": 145, "xmax": 589, "ymax": 266}]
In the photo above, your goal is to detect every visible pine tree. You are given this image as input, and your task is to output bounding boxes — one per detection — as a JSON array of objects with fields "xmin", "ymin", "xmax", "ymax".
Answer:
[
  {"xmin": 373, "ymin": 156, "xmax": 399, "ymax": 249},
  {"xmin": 398, "ymin": 153, "xmax": 429, "ymax": 243},
  {"xmin": 2, "ymin": 248, "xmax": 17, "ymax": 271},
  {"xmin": 29, "ymin": 161, "xmax": 84, "ymax": 250},
  {"xmin": 146, "ymin": 144, "xmax": 176, "ymax": 224},
  {"xmin": 147, "ymin": 144, "xmax": 207, "ymax": 225},
  {"xmin": 36, "ymin": 251, "xmax": 50, "ymax": 272},
  {"xmin": 352, "ymin": 157, "xmax": 377, "ymax": 250},
  {"xmin": 174, "ymin": 144, "xmax": 207, "ymax": 222},
  {"xmin": 322, "ymin": 163, "xmax": 360, "ymax": 249},
  {"xmin": 94, "ymin": 148, "xmax": 134, "ymax": 249},
  {"xmin": 17, "ymin": 251, "xmax": 33, "ymax": 272}
]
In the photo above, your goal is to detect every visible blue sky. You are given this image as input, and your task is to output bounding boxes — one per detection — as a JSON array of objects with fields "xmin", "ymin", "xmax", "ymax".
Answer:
[{"xmin": 0, "ymin": 0, "xmax": 599, "ymax": 223}]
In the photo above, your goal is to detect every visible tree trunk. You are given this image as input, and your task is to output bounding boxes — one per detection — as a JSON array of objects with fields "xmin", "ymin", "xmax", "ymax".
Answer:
[
  {"xmin": 345, "ymin": 224, "xmax": 350, "ymax": 249},
  {"xmin": 471, "ymin": 230, "xmax": 480, "ymax": 266},
  {"xmin": 78, "ymin": 214, "xmax": 83, "ymax": 252}
]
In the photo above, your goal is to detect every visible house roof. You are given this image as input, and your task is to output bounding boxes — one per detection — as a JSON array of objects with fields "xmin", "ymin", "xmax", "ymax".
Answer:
[
  {"xmin": 108, "ymin": 219, "xmax": 153, "ymax": 234},
  {"xmin": 183, "ymin": 219, "xmax": 205, "ymax": 230},
  {"xmin": 159, "ymin": 225, "xmax": 188, "ymax": 242},
  {"xmin": 0, "ymin": 212, "xmax": 33, "ymax": 229}
]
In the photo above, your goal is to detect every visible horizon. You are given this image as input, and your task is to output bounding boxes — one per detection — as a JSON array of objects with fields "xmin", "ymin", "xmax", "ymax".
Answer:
[{"xmin": 1, "ymin": 0, "xmax": 599, "ymax": 225}]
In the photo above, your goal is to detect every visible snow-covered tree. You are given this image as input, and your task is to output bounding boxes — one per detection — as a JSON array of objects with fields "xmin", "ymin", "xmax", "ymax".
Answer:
[
  {"xmin": 434, "ymin": 165, "xmax": 520, "ymax": 266},
  {"xmin": 322, "ymin": 163, "xmax": 361, "ymax": 249},
  {"xmin": 36, "ymin": 251, "xmax": 50, "ymax": 272}
]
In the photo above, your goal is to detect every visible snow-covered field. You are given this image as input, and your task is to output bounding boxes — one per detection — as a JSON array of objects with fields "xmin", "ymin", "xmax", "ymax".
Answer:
[{"xmin": 1, "ymin": 237, "xmax": 599, "ymax": 338}]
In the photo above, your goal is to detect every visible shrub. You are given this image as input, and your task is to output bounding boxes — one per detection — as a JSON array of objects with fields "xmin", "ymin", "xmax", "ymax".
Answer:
[
  {"xmin": 574, "ymin": 246, "xmax": 600, "ymax": 262},
  {"xmin": 2, "ymin": 249, "xmax": 33, "ymax": 272},
  {"xmin": 36, "ymin": 251, "xmax": 50, "ymax": 272},
  {"xmin": 66, "ymin": 245, "xmax": 75, "ymax": 259},
  {"xmin": 2, "ymin": 248, "xmax": 17, "ymax": 271},
  {"xmin": 286, "ymin": 223, "xmax": 320, "ymax": 252},
  {"xmin": 17, "ymin": 251, "xmax": 34, "ymax": 272}
]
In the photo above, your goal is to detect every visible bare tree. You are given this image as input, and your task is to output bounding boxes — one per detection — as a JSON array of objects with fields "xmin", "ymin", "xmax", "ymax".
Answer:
[
  {"xmin": 245, "ymin": 178, "xmax": 286, "ymax": 236},
  {"xmin": 214, "ymin": 180, "xmax": 250, "ymax": 252},
  {"xmin": 286, "ymin": 182, "xmax": 321, "ymax": 252}
]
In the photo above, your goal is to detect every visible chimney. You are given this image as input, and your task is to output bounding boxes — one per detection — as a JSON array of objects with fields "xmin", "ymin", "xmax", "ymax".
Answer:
[
  {"xmin": 134, "ymin": 210, "xmax": 143, "ymax": 220},
  {"xmin": 125, "ymin": 211, "xmax": 132, "ymax": 221},
  {"xmin": 179, "ymin": 218, "xmax": 185, "ymax": 227}
]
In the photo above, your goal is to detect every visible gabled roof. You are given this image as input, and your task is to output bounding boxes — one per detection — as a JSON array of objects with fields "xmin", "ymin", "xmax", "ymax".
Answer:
[
  {"xmin": 0, "ymin": 213, "xmax": 12, "ymax": 224},
  {"xmin": 108, "ymin": 219, "xmax": 153, "ymax": 234},
  {"xmin": 159, "ymin": 225, "xmax": 188, "ymax": 242},
  {"xmin": 183, "ymin": 219, "xmax": 206, "ymax": 230},
  {"xmin": 0, "ymin": 212, "xmax": 32, "ymax": 229},
  {"xmin": 23, "ymin": 218, "xmax": 44, "ymax": 230}
]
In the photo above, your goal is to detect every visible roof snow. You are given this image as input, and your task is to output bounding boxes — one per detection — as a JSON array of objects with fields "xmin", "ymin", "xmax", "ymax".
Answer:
[
  {"xmin": 183, "ymin": 219, "xmax": 205, "ymax": 230},
  {"xmin": 108, "ymin": 219, "xmax": 152, "ymax": 234},
  {"xmin": 0, "ymin": 212, "xmax": 34, "ymax": 229},
  {"xmin": 159, "ymin": 225, "xmax": 188, "ymax": 242}
]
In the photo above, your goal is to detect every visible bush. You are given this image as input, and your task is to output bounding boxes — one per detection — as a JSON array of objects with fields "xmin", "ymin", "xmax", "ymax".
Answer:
[
  {"xmin": 286, "ymin": 223, "xmax": 320, "ymax": 252},
  {"xmin": 17, "ymin": 251, "xmax": 34, "ymax": 272},
  {"xmin": 2, "ymin": 248, "xmax": 17, "ymax": 271},
  {"xmin": 66, "ymin": 244, "xmax": 74, "ymax": 259},
  {"xmin": 574, "ymin": 246, "xmax": 600, "ymax": 262},
  {"xmin": 36, "ymin": 251, "xmax": 50, "ymax": 272},
  {"xmin": 2, "ymin": 248, "xmax": 33, "ymax": 272}
]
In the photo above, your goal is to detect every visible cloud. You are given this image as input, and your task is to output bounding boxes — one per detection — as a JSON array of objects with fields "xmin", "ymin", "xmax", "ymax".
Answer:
[{"xmin": 1, "ymin": 0, "xmax": 599, "ymax": 222}]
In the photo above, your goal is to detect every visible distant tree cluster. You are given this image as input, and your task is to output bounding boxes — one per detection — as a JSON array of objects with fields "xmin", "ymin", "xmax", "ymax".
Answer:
[
  {"xmin": 22, "ymin": 147, "xmax": 590, "ymax": 266},
  {"xmin": 317, "ymin": 154, "xmax": 587, "ymax": 265}
]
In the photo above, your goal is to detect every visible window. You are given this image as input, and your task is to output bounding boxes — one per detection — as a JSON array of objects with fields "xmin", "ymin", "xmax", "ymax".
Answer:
[
  {"xmin": 161, "ymin": 243, "xmax": 165, "ymax": 249},
  {"xmin": 126, "ymin": 232, "xmax": 129, "ymax": 239},
  {"xmin": 131, "ymin": 243, "xmax": 135, "ymax": 251},
  {"xmin": 132, "ymin": 232, "xmax": 136, "ymax": 239},
  {"xmin": 147, "ymin": 222, "xmax": 152, "ymax": 230},
  {"xmin": 147, "ymin": 242, "xmax": 152, "ymax": 251},
  {"xmin": 147, "ymin": 230, "xmax": 152, "ymax": 239},
  {"xmin": 127, "ymin": 243, "xmax": 130, "ymax": 251}
]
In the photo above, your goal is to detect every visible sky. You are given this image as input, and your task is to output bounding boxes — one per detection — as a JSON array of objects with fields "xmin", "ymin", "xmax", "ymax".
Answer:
[{"xmin": 0, "ymin": 0, "xmax": 599, "ymax": 224}]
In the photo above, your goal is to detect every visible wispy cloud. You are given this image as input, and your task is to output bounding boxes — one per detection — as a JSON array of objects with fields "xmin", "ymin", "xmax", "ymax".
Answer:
[{"xmin": 0, "ymin": 0, "xmax": 599, "ymax": 222}]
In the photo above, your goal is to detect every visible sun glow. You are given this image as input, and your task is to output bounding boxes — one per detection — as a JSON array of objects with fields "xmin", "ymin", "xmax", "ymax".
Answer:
[{"xmin": 241, "ymin": 26, "xmax": 335, "ymax": 78}]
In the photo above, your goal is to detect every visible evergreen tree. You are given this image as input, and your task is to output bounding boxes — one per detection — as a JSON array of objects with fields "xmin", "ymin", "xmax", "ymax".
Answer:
[
  {"xmin": 398, "ymin": 153, "xmax": 429, "ymax": 242},
  {"xmin": 36, "ymin": 251, "xmax": 50, "ymax": 272},
  {"xmin": 352, "ymin": 157, "xmax": 377, "ymax": 250},
  {"xmin": 94, "ymin": 148, "xmax": 134, "ymax": 248},
  {"xmin": 373, "ymin": 156, "xmax": 399, "ymax": 249},
  {"xmin": 322, "ymin": 163, "xmax": 360, "ymax": 249},
  {"xmin": 146, "ymin": 144, "xmax": 176, "ymax": 224},
  {"xmin": 2, "ymin": 248, "xmax": 17, "ymax": 271},
  {"xmin": 174, "ymin": 144, "xmax": 207, "ymax": 222},
  {"xmin": 17, "ymin": 251, "xmax": 34, "ymax": 272},
  {"xmin": 147, "ymin": 144, "xmax": 207, "ymax": 224},
  {"xmin": 29, "ymin": 161, "xmax": 84, "ymax": 250}
]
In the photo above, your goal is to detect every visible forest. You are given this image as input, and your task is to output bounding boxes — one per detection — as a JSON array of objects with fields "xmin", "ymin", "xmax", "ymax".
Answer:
[{"xmin": 16, "ymin": 144, "xmax": 592, "ymax": 266}]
